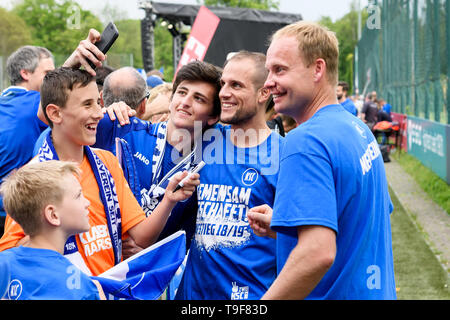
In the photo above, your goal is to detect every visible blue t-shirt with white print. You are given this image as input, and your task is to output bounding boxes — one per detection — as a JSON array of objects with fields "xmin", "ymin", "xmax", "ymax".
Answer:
[
  {"xmin": 271, "ymin": 104, "xmax": 396, "ymax": 300},
  {"xmin": 176, "ymin": 125, "xmax": 284, "ymax": 300},
  {"xmin": 0, "ymin": 246, "xmax": 100, "ymax": 300}
]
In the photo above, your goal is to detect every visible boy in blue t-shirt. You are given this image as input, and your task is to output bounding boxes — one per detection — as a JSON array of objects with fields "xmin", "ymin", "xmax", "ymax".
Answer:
[
  {"xmin": 249, "ymin": 21, "xmax": 396, "ymax": 300},
  {"xmin": 0, "ymin": 161, "xmax": 105, "ymax": 300}
]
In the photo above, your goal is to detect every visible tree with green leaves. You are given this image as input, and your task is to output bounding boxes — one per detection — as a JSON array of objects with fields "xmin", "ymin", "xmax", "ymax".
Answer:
[
  {"xmin": 153, "ymin": 20, "xmax": 175, "ymax": 80},
  {"xmin": 202, "ymin": 0, "xmax": 279, "ymax": 10},
  {"xmin": 319, "ymin": 4, "xmax": 368, "ymax": 95},
  {"xmin": 204, "ymin": 0, "xmax": 280, "ymax": 10},
  {"xmin": 0, "ymin": 8, "xmax": 32, "ymax": 58},
  {"xmin": 107, "ymin": 19, "xmax": 143, "ymax": 69},
  {"xmin": 12, "ymin": 0, "xmax": 102, "ymax": 62},
  {"xmin": 144, "ymin": 0, "xmax": 282, "ymax": 80},
  {"xmin": 0, "ymin": 8, "xmax": 33, "ymax": 90}
]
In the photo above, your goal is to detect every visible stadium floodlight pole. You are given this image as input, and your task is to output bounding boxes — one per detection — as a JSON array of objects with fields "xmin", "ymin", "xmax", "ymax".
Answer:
[{"xmin": 139, "ymin": 0, "xmax": 155, "ymax": 72}]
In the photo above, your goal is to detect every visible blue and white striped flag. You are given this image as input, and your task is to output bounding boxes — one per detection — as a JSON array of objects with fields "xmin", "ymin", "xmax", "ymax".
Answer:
[{"xmin": 92, "ymin": 231, "xmax": 186, "ymax": 300}]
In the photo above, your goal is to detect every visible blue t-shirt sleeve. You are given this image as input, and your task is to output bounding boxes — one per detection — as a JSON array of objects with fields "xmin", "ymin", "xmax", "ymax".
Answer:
[
  {"xmin": 93, "ymin": 113, "xmax": 121, "ymax": 152},
  {"xmin": 271, "ymin": 151, "xmax": 338, "ymax": 235},
  {"xmin": 94, "ymin": 114, "xmax": 146, "ymax": 153}
]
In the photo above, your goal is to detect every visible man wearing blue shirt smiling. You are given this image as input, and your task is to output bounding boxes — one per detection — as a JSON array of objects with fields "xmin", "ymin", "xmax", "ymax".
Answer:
[
  {"xmin": 248, "ymin": 21, "xmax": 396, "ymax": 300},
  {"xmin": 176, "ymin": 51, "xmax": 283, "ymax": 300}
]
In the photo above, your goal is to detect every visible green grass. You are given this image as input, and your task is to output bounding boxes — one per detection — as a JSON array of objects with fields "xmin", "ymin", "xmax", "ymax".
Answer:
[
  {"xmin": 390, "ymin": 187, "xmax": 450, "ymax": 299},
  {"xmin": 393, "ymin": 151, "xmax": 450, "ymax": 215}
]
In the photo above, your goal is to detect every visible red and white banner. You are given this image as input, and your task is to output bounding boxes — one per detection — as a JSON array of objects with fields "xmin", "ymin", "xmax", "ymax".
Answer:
[
  {"xmin": 175, "ymin": 6, "xmax": 220, "ymax": 75},
  {"xmin": 391, "ymin": 112, "xmax": 408, "ymax": 152}
]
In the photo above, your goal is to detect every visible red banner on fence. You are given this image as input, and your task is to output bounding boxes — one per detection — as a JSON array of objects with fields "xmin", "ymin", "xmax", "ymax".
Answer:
[
  {"xmin": 175, "ymin": 6, "xmax": 220, "ymax": 76},
  {"xmin": 391, "ymin": 112, "xmax": 408, "ymax": 152}
]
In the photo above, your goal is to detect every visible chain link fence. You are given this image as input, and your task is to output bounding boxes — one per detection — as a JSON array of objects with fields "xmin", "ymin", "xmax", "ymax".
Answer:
[{"xmin": 356, "ymin": 0, "xmax": 450, "ymax": 124}]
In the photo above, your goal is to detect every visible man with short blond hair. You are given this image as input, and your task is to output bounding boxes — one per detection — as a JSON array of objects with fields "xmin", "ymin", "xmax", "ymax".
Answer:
[{"xmin": 248, "ymin": 21, "xmax": 396, "ymax": 300}]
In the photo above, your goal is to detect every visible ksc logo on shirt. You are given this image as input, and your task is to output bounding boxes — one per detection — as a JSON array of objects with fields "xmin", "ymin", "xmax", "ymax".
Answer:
[
  {"xmin": 241, "ymin": 168, "xmax": 258, "ymax": 186},
  {"xmin": 231, "ymin": 282, "xmax": 249, "ymax": 300},
  {"xmin": 7, "ymin": 279, "xmax": 22, "ymax": 300}
]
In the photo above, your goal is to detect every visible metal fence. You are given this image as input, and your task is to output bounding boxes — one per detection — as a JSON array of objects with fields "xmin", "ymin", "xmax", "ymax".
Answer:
[{"xmin": 356, "ymin": 0, "xmax": 450, "ymax": 124}]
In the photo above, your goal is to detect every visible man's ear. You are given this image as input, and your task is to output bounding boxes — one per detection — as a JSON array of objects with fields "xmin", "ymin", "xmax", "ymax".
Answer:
[
  {"xmin": 313, "ymin": 58, "xmax": 326, "ymax": 83},
  {"xmin": 258, "ymin": 87, "xmax": 271, "ymax": 105},
  {"xmin": 19, "ymin": 69, "xmax": 31, "ymax": 82},
  {"xmin": 45, "ymin": 104, "xmax": 62, "ymax": 125},
  {"xmin": 136, "ymin": 100, "xmax": 147, "ymax": 119},
  {"xmin": 43, "ymin": 204, "xmax": 61, "ymax": 227}
]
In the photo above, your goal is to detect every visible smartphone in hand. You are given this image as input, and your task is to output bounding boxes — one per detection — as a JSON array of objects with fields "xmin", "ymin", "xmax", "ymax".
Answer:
[{"xmin": 87, "ymin": 22, "xmax": 119, "ymax": 70}]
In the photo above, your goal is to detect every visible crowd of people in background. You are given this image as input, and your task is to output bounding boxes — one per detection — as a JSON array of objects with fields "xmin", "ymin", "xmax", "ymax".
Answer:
[
  {"xmin": 0, "ymin": 21, "xmax": 397, "ymax": 300},
  {"xmin": 344, "ymin": 87, "xmax": 393, "ymax": 128}
]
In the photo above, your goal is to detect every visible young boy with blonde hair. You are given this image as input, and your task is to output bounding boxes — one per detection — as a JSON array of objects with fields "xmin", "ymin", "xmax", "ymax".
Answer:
[{"xmin": 0, "ymin": 161, "xmax": 105, "ymax": 299}]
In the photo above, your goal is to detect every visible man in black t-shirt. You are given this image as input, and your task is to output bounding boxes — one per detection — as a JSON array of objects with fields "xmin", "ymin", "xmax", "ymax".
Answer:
[{"xmin": 361, "ymin": 91, "xmax": 378, "ymax": 130}]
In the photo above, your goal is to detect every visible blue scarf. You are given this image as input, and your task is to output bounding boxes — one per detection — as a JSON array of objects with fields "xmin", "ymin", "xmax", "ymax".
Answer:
[
  {"xmin": 36, "ymin": 131, "xmax": 122, "ymax": 265},
  {"xmin": 140, "ymin": 121, "xmax": 199, "ymax": 216},
  {"xmin": 115, "ymin": 137, "xmax": 141, "ymax": 201}
]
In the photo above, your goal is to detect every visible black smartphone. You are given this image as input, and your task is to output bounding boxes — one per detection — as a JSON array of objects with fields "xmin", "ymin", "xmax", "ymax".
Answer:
[{"xmin": 87, "ymin": 22, "xmax": 119, "ymax": 70}]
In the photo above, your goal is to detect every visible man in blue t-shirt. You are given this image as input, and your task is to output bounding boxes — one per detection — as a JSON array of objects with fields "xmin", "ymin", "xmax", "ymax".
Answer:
[
  {"xmin": 337, "ymin": 80, "xmax": 358, "ymax": 116},
  {"xmin": 248, "ymin": 21, "xmax": 396, "ymax": 300},
  {"xmin": 176, "ymin": 51, "xmax": 283, "ymax": 300},
  {"xmin": 0, "ymin": 30, "xmax": 108, "ymax": 235},
  {"xmin": 379, "ymin": 98, "xmax": 392, "ymax": 115},
  {"xmin": 0, "ymin": 46, "xmax": 54, "ymax": 227},
  {"xmin": 93, "ymin": 61, "xmax": 222, "ymax": 249}
]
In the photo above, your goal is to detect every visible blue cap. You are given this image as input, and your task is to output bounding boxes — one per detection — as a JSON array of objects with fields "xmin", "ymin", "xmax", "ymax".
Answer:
[{"xmin": 146, "ymin": 75, "xmax": 164, "ymax": 88}]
